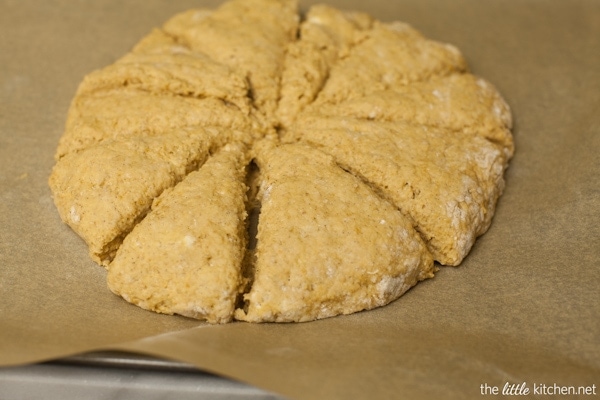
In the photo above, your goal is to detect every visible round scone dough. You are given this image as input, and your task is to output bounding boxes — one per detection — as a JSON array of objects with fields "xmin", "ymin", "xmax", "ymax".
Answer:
[{"xmin": 48, "ymin": 0, "xmax": 513, "ymax": 323}]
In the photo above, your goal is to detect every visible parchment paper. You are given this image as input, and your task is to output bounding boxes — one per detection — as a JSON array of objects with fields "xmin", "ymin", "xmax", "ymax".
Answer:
[{"xmin": 1, "ymin": 0, "xmax": 598, "ymax": 398}]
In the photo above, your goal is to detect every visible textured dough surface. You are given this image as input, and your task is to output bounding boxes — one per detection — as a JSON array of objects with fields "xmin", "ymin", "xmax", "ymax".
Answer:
[
  {"xmin": 235, "ymin": 143, "xmax": 434, "ymax": 322},
  {"xmin": 299, "ymin": 74, "xmax": 513, "ymax": 150},
  {"xmin": 163, "ymin": 0, "xmax": 299, "ymax": 122},
  {"xmin": 49, "ymin": 0, "xmax": 513, "ymax": 323},
  {"xmin": 107, "ymin": 145, "xmax": 248, "ymax": 323},
  {"xmin": 276, "ymin": 4, "xmax": 374, "ymax": 128},
  {"xmin": 49, "ymin": 130, "xmax": 214, "ymax": 265},
  {"xmin": 58, "ymin": 89, "xmax": 257, "ymax": 159},
  {"xmin": 287, "ymin": 118, "xmax": 508, "ymax": 265},
  {"xmin": 309, "ymin": 21, "xmax": 468, "ymax": 106}
]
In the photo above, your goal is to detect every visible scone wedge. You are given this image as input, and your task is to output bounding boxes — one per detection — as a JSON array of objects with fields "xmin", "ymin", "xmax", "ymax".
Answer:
[
  {"xmin": 107, "ymin": 144, "xmax": 249, "ymax": 323},
  {"xmin": 49, "ymin": 130, "xmax": 216, "ymax": 266},
  {"xmin": 290, "ymin": 118, "xmax": 508, "ymax": 266},
  {"xmin": 235, "ymin": 143, "xmax": 434, "ymax": 323}
]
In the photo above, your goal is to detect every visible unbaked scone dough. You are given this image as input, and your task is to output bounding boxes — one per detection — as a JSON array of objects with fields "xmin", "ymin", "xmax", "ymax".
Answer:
[
  {"xmin": 107, "ymin": 144, "xmax": 249, "ymax": 323},
  {"xmin": 287, "ymin": 118, "xmax": 508, "ymax": 265},
  {"xmin": 49, "ymin": 130, "xmax": 215, "ymax": 265},
  {"xmin": 235, "ymin": 142, "xmax": 434, "ymax": 322},
  {"xmin": 49, "ymin": 0, "xmax": 513, "ymax": 323}
]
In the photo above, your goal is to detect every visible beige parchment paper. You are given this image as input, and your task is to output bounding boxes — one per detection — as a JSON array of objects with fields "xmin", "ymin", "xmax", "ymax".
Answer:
[{"xmin": 1, "ymin": 0, "xmax": 599, "ymax": 399}]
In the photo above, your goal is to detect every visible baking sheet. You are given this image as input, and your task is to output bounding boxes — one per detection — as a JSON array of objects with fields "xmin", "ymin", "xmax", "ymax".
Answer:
[
  {"xmin": 53, "ymin": 350, "xmax": 197, "ymax": 372},
  {"xmin": 1, "ymin": 0, "xmax": 599, "ymax": 399},
  {"xmin": 0, "ymin": 358, "xmax": 283, "ymax": 400}
]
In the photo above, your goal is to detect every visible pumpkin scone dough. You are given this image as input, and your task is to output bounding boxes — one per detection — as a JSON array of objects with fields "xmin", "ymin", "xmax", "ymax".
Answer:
[
  {"xmin": 289, "ymin": 118, "xmax": 509, "ymax": 266},
  {"xmin": 298, "ymin": 73, "xmax": 514, "ymax": 151},
  {"xmin": 55, "ymin": 28, "xmax": 259, "ymax": 160},
  {"xmin": 307, "ymin": 21, "xmax": 467, "ymax": 107},
  {"xmin": 49, "ymin": 0, "xmax": 514, "ymax": 323},
  {"xmin": 163, "ymin": 0, "xmax": 299, "ymax": 122},
  {"xmin": 49, "ymin": 130, "xmax": 215, "ymax": 266},
  {"xmin": 107, "ymin": 144, "xmax": 249, "ymax": 324},
  {"xmin": 59, "ymin": 88, "xmax": 259, "ymax": 160},
  {"xmin": 276, "ymin": 4, "xmax": 374, "ymax": 128},
  {"xmin": 235, "ymin": 143, "xmax": 435, "ymax": 323}
]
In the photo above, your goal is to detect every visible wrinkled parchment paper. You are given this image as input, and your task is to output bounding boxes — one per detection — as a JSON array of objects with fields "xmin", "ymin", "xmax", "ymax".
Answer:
[{"xmin": 1, "ymin": 1, "xmax": 598, "ymax": 398}]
